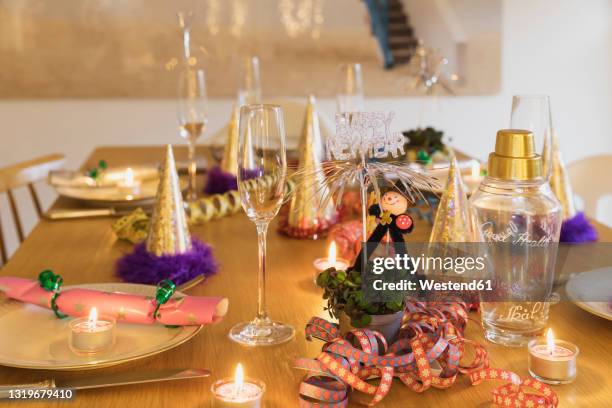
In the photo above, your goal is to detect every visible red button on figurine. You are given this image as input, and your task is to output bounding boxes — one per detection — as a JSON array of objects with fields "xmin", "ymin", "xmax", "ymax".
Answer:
[{"xmin": 395, "ymin": 215, "xmax": 413, "ymax": 230}]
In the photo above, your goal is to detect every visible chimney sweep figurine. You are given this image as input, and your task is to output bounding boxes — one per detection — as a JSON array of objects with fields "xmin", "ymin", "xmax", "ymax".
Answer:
[{"xmin": 354, "ymin": 190, "xmax": 415, "ymax": 272}]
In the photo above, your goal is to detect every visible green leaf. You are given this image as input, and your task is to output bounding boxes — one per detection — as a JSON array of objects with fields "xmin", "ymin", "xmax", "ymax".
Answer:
[
  {"xmin": 316, "ymin": 270, "xmax": 329, "ymax": 287},
  {"xmin": 335, "ymin": 270, "xmax": 346, "ymax": 283}
]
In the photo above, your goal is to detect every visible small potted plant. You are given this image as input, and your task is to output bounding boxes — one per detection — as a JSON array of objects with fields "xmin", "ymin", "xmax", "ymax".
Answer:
[{"xmin": 316, "ymin": 267, "xmax": 404, "ymax": 343}]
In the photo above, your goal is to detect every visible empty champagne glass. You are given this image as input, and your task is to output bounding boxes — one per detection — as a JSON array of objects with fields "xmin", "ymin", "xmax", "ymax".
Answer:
[
  {"xmin": 336, "ymin": 63, "xmax": 365, "ymax": 113},
  {"xmin": 229, "ymin": 104, "xmax": 295, "ymax": 346},
  {"xmin": 237, "ymin": 56, "xmax": 262, "ymax": 106},
  {"xmin": 178, "ymin": 67, "xmax": 208, "ymax": 202},
  {"xmin": 510, "ymin": 95, "xmax": 553, "ymax": 179}
]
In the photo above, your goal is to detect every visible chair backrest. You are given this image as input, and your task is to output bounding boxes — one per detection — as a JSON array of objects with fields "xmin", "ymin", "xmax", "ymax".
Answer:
[
  {"xmin": 0, "ymin": 154, "xmax": 65, "ymax": 264},
  {"xmin": 567, "ymin": 154, "xmax": 612, "ymax": 220}
]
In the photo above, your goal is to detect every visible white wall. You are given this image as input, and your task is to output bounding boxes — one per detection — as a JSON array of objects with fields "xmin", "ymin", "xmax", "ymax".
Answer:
[{"xmin": 0, "ymin": 0, "xmax": 611, "ymax": 256}]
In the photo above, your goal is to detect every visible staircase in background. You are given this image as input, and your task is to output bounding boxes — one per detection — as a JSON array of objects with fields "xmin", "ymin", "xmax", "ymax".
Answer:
[{"xmin": 364, "ymin": 0, "xmax": 418, "ymax": 69}]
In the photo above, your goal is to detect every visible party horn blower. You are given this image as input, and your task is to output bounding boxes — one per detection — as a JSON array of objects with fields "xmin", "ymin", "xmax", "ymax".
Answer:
[
  {"xmin": 279, "ymin": 95, "xmax": 338, "ymax": 239},
  {"xmin": 548, "ymin": 131, "xmax": 597, "ymax": 242},
  {"xmin": 116, "ymin": 145, "xmax": 218, "ymax": 285}
]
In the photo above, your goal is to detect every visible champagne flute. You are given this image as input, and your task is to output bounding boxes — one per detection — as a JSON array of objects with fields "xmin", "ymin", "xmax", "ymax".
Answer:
[
  {"xmin": 229, "ymin": 104, "xmax": 295, "ymax": 346},
  {"xmin": 237, "ymin": 56, "xmax": 262, "ymax": 106},
  {"xmin": 510, "ymin": 95, "xmax": 553, "ymax": 180},
  {"xmin": 510, "ymin": 95, "xmax": 561, "ymax": 304},
  {"xmin": 336, "ymin": 63, "xmax": 365, "ymax": 113},
  {"xmin": 178, "ymin": 67, "xmax": 208, "ymax": 202}
]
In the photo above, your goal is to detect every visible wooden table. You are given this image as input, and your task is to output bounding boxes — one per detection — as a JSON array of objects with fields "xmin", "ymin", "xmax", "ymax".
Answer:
[{"xmin": 1, "ymin": 146, "xmax": 611, "ymax": 407}]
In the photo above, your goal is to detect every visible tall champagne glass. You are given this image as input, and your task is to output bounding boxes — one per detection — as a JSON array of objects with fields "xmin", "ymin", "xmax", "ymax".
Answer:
[
  {"xmin": 510, "ymin": 95, "xmax": 561, "ymax": 305},
  {"xmin": 237, "ymin": 56, "xmax": 262, "ymax": 106},
  {"xmin": 336, "ymin": 63, "xmax": 365, "ymax": 113},
  {"xmin": 510, "ymin": 95, "xmax": 553, "ymax": 180},
  {"xmin": 229, "ymin": 104, "xmax": 295, "ymax": 346},
  {"xmin": 178, "ymin": 67, "xmax": 208, "ymax": 202}
]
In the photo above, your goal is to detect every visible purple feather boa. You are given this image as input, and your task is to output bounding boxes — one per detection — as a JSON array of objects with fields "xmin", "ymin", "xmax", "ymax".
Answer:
[
  {"xmin": 204, "ymin": 166, "xmax": 237, "ymax": 195},
  {"xmin": 116, "ymin": 238, "xmax": 218, "ymax": 285},
  {"xmin": 560, "ymin": 212, "xmax": 598, "ymax": 243}
]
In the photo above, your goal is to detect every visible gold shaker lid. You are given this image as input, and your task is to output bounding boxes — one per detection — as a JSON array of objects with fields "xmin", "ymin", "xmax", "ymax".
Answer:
[{"xmin": 488, "ymin": 129, "xmax": 542, "ymax": 180}]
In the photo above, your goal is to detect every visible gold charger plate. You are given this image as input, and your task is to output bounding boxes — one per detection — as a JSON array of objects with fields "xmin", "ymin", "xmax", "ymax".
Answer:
[{"xmin": 0, "ymin": 283, "xmax": 202, "ymax": 370}]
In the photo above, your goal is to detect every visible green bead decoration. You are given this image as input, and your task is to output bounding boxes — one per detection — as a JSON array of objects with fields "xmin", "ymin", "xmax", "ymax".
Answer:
[{"xmin": 98, "ymin": 160, "xmax": 108, "ymax": 170}]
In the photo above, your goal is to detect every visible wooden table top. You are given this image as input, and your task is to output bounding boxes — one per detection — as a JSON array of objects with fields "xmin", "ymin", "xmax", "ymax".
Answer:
[{"xmin": 1, "ymin": 146, "xmax": 611, "ymax": 407}]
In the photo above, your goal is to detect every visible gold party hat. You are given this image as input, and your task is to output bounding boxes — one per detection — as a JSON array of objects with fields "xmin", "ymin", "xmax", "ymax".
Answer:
[
  {"xmin": 429, "ymin": 154, "xmax": 476, "ymax": 242},
  {"xmin": 548, "ymin": 131, "xmax": 576, "ymax": 218},
  {"xmin": 146, "ymin": 145, "xmax": 192, "ymax": 256},
  {"xmin": 285, "ymin": 95, "xmax": 337, "ymax": 237},
  {"xmin": 220, "ymin": 105, "xmax": 239, "ymax": 175}
]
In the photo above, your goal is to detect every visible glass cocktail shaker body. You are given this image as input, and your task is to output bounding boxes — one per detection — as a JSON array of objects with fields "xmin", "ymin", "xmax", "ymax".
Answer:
[{"xmin": 470, "ymin": 130, "xmax": 562, "ymax": 346}]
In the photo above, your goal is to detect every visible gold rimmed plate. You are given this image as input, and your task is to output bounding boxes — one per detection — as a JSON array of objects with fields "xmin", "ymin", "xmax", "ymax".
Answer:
[
  {"xmin": 0, "ymin": 283, "xmax": 202, "ymax": 370},
  {"xmin": 50, "ymin": 166, "xmax": 187, "ymax": 207}
]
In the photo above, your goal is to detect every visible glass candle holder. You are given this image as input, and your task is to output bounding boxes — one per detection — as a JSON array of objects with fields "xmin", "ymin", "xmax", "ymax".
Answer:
[
  {"xmin": 528, "ymin": 338, "xmax": 579, "ymax": 384},
  {"xmin": 210, "ymin": 377, "xmax": 265, "ymax": 408},
  {"xmin": 69, "ymin": 314, "xmax": 116, "ymax": 355}
]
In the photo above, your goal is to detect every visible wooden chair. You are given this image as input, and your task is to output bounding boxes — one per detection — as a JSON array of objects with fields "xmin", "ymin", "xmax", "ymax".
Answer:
[
  {"xmin": 567, "ymin": 154, "xmax": 612, "ymax": 221},
  {"xmin": 0, "ymin": 154, "xmax": 65, "ymax": 264}
]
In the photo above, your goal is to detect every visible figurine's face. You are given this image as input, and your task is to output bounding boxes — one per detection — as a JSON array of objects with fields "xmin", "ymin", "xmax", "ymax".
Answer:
[{"xmin": 381, "ymin": 191, "xmax": 408, "ymax": 215}]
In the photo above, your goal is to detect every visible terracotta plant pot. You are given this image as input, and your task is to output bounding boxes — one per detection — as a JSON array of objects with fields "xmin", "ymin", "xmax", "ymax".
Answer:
[{"xmin": 338, "ymin": 310, "xmax": 403, "ymax": 344}]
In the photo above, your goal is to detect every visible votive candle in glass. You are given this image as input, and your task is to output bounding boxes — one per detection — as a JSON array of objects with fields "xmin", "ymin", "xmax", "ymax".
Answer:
[
  {"xmin": 69, "ymin": 307, "xmax": 116, "ymax": 355},
  {"xmin": 211, "ymin": 363, "xmax": 265, "ymax": 408},
  {"xmin": 528, "ymin": 329, "xmax": 578, "ymax": 384}
]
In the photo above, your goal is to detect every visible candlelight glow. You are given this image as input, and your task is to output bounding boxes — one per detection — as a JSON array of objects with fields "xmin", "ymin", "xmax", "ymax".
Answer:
[
  {"xmin": 234, "ymin": 363, "xmax": 244, "ymax": 393},
  {"xmin": 124, "ymin": 167, "xmax": 134, "ymax": 186},
  {"xmin": 328, "ymin": 242, "xmax": 337, "ymax": 266},
  {"xmin": 88, "ymin": 307, "xmax": 98, "ymax": 330},
  {"xmin": 471, "ymin": 161, "xmax": 480, "ymax": 178},
  {"xmin": 546, "ymin": 328, "xmax": 555, "ymax": 355}
]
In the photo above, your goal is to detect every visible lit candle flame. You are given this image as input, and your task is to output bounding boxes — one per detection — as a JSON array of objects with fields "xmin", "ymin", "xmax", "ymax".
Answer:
[
  {"xmin": 471, "ymin": 161, "xmax": 480, "ymax": 179},
  {"xmin": 125, "ymin": 167, "xmax": 134, "ymax": 187},
  {"xmin": 234, "ymin": 363, "xmax": 244, "ymax": 397},
  {"xmin": 546, "ymin": 328, "xmax": 555, "ymax": 355},
  {"xmin": 88, "ymin": 307, "xmax": 98, "ymax": 331},
  {"xmin": 328, "ymin": 242, "xmax": 337, "ymax": 267}
]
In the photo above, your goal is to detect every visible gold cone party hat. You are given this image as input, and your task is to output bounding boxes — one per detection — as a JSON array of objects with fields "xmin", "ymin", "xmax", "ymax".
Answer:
[
  {"xmin": 285, "ymin": 95, "xmax": 337, "ymax": 237},
  {"xmin": 548, "ymin": 131, "xmax": 576, "ymax": 219},
  {"xmin": 220, "ymin": 105, "xmax": 239, "ymax": 175},
  {"xmin": 429, "ymin": 153, "xmax": 476, "ymax": 242},
  {"xmin": 146, "ymin": 145, "xmax": 192, "ymax": 256}
]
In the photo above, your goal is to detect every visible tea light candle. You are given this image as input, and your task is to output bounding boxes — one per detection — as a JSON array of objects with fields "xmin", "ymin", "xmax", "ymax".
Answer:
[
  {"xmin": 69, "ymin": 307, "xmax": 116, "ymax": 355},
  {"xmin": 314, "ymin": 242, "xmax": 350, "ymax": 273},
  {"xmin": 528, "ymin": 328, "xmax": 579, "ymax": 384},
  {"xmin": 117, "ymin": 167, "xmax": 141, "ymax": 196},
  {"xmin": 211, "ymin": 363, "xmax": 265, "ymax": 408}
]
